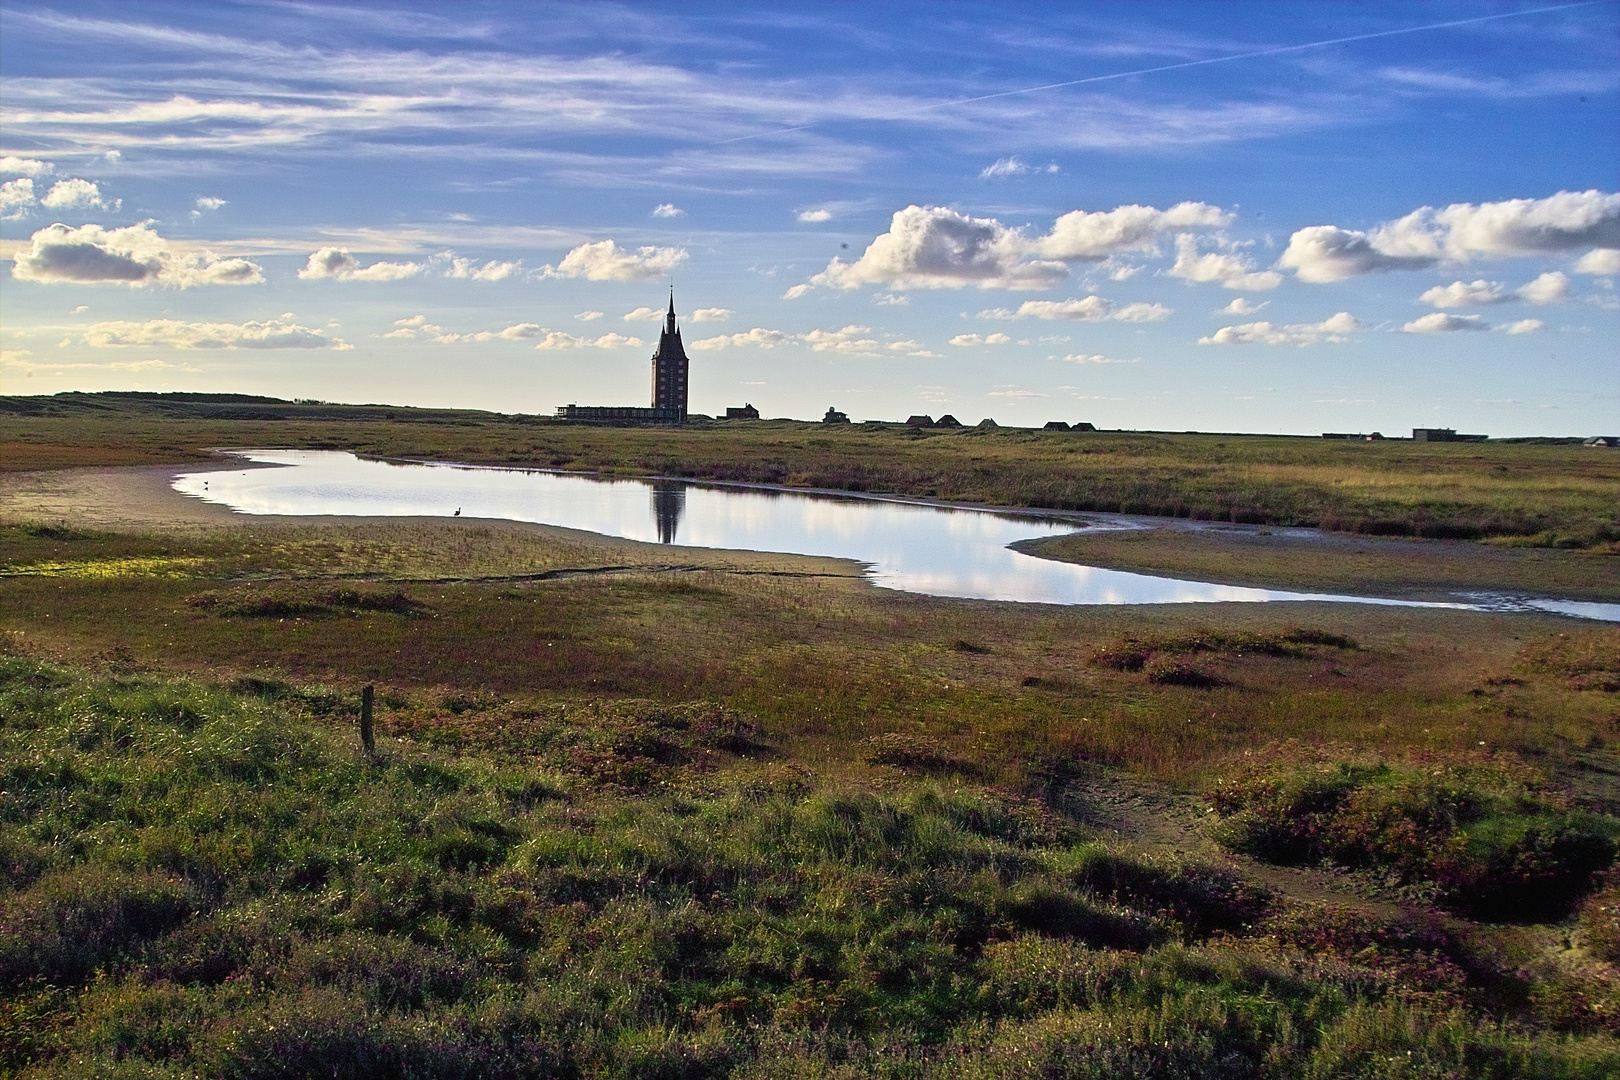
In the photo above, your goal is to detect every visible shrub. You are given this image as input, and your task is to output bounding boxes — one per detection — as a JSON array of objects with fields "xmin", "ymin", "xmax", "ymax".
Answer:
[{"xmin": 0, "ymin": 868, "xmax": 195, "ymax": 987}]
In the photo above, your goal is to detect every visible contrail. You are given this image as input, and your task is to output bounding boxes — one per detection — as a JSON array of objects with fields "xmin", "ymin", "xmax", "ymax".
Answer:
[{"xmin": 711, "ymin": 0, "xmax": 1612, "ymax": 145}]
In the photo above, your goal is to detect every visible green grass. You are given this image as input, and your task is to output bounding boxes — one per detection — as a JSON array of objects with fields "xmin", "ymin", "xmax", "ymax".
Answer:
[
  {"xmin": 4, "ymin": 656, "xmax": 1620, "ymax": 1078},
  {"xmin": 5, "ymin": 391, "xmax": 1619, "ymax": 545}
]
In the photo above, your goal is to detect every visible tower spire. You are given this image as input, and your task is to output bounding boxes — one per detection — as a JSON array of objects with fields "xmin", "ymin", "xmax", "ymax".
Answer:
[{"xmin": 666, "ymin": 288, "xmax": 676, "ymax": 334}]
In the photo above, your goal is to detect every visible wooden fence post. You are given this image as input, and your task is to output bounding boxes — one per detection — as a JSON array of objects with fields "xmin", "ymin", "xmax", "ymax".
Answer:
[{"xmin": 360, "ymin": 684, "xmax": 376, "ymax": 758}]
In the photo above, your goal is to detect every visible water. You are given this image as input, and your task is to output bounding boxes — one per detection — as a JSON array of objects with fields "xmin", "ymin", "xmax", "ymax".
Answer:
[{"xmin": 173, "ymin": 451, "xmax": 1619, "ymax": 621}]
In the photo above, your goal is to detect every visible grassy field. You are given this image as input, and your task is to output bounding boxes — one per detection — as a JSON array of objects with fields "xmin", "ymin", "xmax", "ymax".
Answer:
[
  {"xmin": 4, "ymin": 397, "xmax": 1620, "ymax": 1075},
  {"xmin": 5, "ymin": 391, "xmax": 1619, "ymax": 546}
]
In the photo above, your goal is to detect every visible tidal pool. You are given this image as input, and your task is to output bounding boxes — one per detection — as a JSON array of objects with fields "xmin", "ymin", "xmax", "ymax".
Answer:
[{"xmin": 174, "ymin": 451, "xmax": 1618, "ymax": 621}]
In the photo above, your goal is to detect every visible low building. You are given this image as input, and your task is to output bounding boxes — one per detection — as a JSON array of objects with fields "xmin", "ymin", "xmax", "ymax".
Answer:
[
  {"xmin": 934, "ymin": 414, "xmax": 963, "ymax": 428},
  {"xmin": 725, "ymin": 403, "xmax": 760, "ymax": 420},
  {"xmin": 555, "ymin": 404, "xmax": 683, "ymax": 424},
  {"xmin": 822, "ymin": 406, "xmax": 850, "ymax": 424},
  {"xmin": 1585, "ymin": 435, "xmax": 1620, "ymax": 448},
  {"xmin": 905, "ymin": 414, "xmax": 934, "ymax": 428},
  {"xmin": 1043, "ymin": 421, "xmax": 1070, "ymax": 431},
  {"xmin": 1413, "ymin": 427, "xmax": 1487, "ymax": 442},
  {"xmin": 1073, "ymin": 422, "xmax": 1096, "ymax": 432},
  {"xmin": 976, "ymin": 418, "xmax": 998, "ymax": 428}
]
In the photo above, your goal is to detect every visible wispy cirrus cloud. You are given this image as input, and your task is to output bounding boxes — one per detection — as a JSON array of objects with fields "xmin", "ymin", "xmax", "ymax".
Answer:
[{"xmin": 82, "ymin": 316, "xmax": 348, "ymax": 349}]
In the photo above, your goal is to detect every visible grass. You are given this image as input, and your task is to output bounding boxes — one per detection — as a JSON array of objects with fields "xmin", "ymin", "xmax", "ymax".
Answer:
[
  {"xmin": 5, "ymin": 391, "xmax": 1619, "ymax": 545},
  {"xmin": 4, "ymin": 656, "xmax": 1620, "ymax": 1078}
]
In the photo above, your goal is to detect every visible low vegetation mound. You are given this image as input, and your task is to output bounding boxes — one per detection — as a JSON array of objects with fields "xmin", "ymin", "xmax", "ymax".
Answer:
[
  {"xmin": 3, "ymin": 659, "xmax": 1619, "ymax": 1077},
  {"xmin": 1211, "ymin": 749, "xmax": 1619, "ymax": 920},
  {"xmin": 187, "ymin": 585, "xmax": 425, "ymax": 618}
]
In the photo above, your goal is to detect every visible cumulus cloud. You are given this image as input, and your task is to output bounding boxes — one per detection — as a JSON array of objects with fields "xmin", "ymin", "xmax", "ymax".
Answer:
[
  {"xmin": 1281, "ymin": 190, "xmax": 1620, "ymax": 282},
  {"xmin": 1518, "ymin": 270, "xmax": 1569, "ymax": 304},
  {"xmin": 534, "ymin": 331, "xmax": 643, "ymax": 350},
  {"xmin": 690, "ymin": 307, "xmax": 731, "ymax": 321},
  {"xmin": 11, "ymin": 222, "xmax": 263, "ymax": 287},
  {"xmin": 781, "ymin": 283, "xmax": 813, "ymax": 299},
  {"xmin": 1, "ymin": 178, "xmax": 35, "ymax": 220},
  {"xmin": 1499, "ymin": 319, "xmax": 1543, "ymax": 334},
  {"xmin": 386, "ymin": 314, "xmax": 586, "ymax": 344},
  {"xmin": 949, "ymin": 332, "xmax": 1012, "ymax": 347},
  {"xmin": 1, "ymin": 156, "xmax": 52, "ymax": 177},
  {"xmin": 1419, "ymin": 279, "xmax": 1509, "ymax": 307},
  {"xmin": 575, "ymin": 310, "xmax": 604, "ymax": 321},
  {"xmin": 40, "ymin": 178, "xmax": 109, "ymax": 210},
  {"xmin": 622, "ymin": 306, "xmax": 664, "ymax": 321},
  {"xmin": 651, "ymin": 203, "xmax": 683, "ymax": 218},
  {"xmin": 543, "ymin": 239, "xmax": 687, "ymax": 281},
  {"xmin": 1402, "ymin": 312, "xmax": 1488, "ymax": 333},
  {"xmin": 444, "ymin": 254, "xmax": 517, "ymax": 281},
  {"xmin": 1200, "ymin": 312, "xmax": 1358, "ymax": 345},
  {"xmin": 194, "ymin": 196, "xmax": 227, "ymax": 210},
  {"xmin": 299, "ymin": 247, "xmax": 421, "ymax": 282},
  {"xmin": 803, "ymin": 324, "xmax": 880, "ymax": 353},
  {"xmin": 1220, "ymin": 297, "xmax": 1267, "ymax": 315},
  {"xmin": 796, "ymin": 208, "xmax": 833, "ymax": 223},
  {"xmin": 1035, "ymin": 202, "xmax": 1229, "ymax": 261},
  {"xmin": 809, "ymin": 205, "xmax": 1067, "ymax": 291},
  {"xmin": 1575, "ymin": 248, "xmax": 1620, "ymax": 275},
  {"xmin": 1167, "ymin": 235, "xmax": 1281, "ymax": 290},
  {"xmin": 689, "ymin": 328, "xmax": 793, "ymax": 350},
  {"xmin": 978, "ymin": 296, "xmax": 1170, "ymax": 323},
  {"xmin": 873, "ymin": 293, "xmax": 909, "ymax": 306},
  {"xmin": 82, "ymin": 316, "xmax": 345, "ymax": 349}
]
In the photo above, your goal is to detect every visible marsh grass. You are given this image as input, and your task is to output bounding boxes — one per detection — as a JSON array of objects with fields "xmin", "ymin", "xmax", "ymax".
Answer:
[{"xmin": 4, "ymin": 657, "xmax": 1620, "ymax": 1078}]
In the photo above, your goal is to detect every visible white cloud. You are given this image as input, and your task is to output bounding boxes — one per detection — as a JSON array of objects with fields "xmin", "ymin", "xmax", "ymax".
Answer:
[
  {"xmin": 575, "ymin": 310, "xmax": 604, "ymax": 321},
  {"xmin": 82, "ymin": 316, "xmax": 345, "ymax": 349},
  {"xmin": 543, "ymin": 239, "xmax": 687, "ymax": 281},
  {"xmin": 1059, "ymin": 353, "xmax": 1123, "ymax": 364},
  {"xmin": 1419, "ymin": 279, "xmax": 1508, "ymax": 307},
  {"xmin": 11, "ymin": 222, "xmax": 263, "ymax": 287},
  {"xmin": 0, "ymin": 156, "xmax": 52, "ymax": 177},
  {"xmin": 873, "ymin": 292, "xmax": 909, "ymax": 306},
  {"xmin": 803, "ymin": 324, "xmax": 881, "ymax": 354},
  {"xmin": 1200, "ymin": 311, "xmax": 1358, "ymax": 345},
  {"xmin": 1575, "ymin": 248, "xmax": 1620, "ymax": 275},
  {"xmin": 1035, "ymin": 202, "xmax": 1230, "ymax": 261},
  {"xmin": 622, "ymin": 306, "xmax": 664, "ymax": 321},
  {"xmin": 1112, "ymin": 301, "xmax": 1171, "ymax": 323},
  {"xmin": 533, "ymin": 331, "xmax": 643, "ymax": 350},
  {"xmin": 1281, "ymin": 190, "xmax": 1620, "ymax": 282},
  {"xmin": 978, "ymin": 296, "xmax": 1170, "ymax": 323},
  {"xmin": 444, "ymin": 254, "xmax": 517, "ymax": 281},
  {"xmin": 1168, "ymin": 234, "xmax": 1281, "ymax": 290},
  {"xmin": 978, "ymin": 156, "xmax": 1056, "ymax": 179},
  {"xmin": 689, "ymin": 328, "xmax": 793, "ymax": 350},
  {"xmin": 796, "ymin": 208, "xmax": 833, "ymax": 223},
  {"xmin": 40, "ymin": 178, "xmax": 108, "ymax": 210},
  {"xmin": 386, "ymin": 315, "xmax": 570, "ymax": 344},
  {"xmin": 809, "ymin": 205, "xmax": 1066, "ymax": 292},
  {"xmin": 651, "ymin": 203, "xmax": 683, "ymax": 218},
  {"xmin": 194, "ymin": 196, "xmax": 227, "ymax": 210},
  {"xmin": 299, "ymin": 246, "xmax": 421, "ymax": 282},
  {"xmin": 1402, "ymin": 312, "xmax": 1488, "ymax": 333},
  {"xmin": 1107, "ymin": 264, "xmax": 1140, "ymax": 281},
  {"xmin": 1518, "ymin": 270, "xmax": 1569, "ymax": 304},
  {"xmin": 1220, "ymin": 297, "xmax": 1267, "ymax": 315},
  {"xmin": 781, "ymin": 283, "xmax": 813, "ymax": 299},
  {"xmin": 949, "ymin": 332, "xmax": 1012, "ymax": 346},
  {"xmin": 1, "ymin": 178, "xmax": 35, "ymax": 219},
  {"xmin": 1498, "ymin": 319, "xmax": 1543, "ymax": 334},
  {"xmin": 690, "ymin": 307, "xmax": 730, "ymax": 321}
]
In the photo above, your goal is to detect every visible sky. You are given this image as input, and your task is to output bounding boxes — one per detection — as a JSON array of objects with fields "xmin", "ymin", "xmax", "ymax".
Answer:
[{"xmin": 1, "ymin": 1, "xmax": 1616, "ymax": 435}]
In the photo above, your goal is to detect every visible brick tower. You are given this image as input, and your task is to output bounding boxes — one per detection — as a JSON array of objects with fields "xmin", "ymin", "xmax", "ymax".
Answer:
[{"xmin": 650, "ymin": 291, "xmax": 688, "ymax": 422}]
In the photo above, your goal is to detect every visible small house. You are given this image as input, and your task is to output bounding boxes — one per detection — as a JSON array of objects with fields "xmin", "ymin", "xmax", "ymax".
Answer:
[{"xmin": 905, "ymin": 414, "xmax": 934, "ymax": 428}]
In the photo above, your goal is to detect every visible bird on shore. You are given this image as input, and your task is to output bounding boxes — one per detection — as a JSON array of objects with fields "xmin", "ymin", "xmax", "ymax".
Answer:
[{"xmin": 453, "ymin": 507, "xmax": 461, "ymax": 516}]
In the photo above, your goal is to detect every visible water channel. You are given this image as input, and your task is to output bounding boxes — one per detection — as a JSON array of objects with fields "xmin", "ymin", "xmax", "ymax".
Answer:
[{"xmin": 173, "ymin": 451, "xmax": 1619, "ymax": 622}]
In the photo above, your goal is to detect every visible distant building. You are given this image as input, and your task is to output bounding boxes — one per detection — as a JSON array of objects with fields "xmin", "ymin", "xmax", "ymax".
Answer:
[
  {"xmin": 725, "ymin": 403, "xmax": 760, "ymax": 420},
  {"xmin": 934, "ymin": 413, "xmax": 963, "ymax": 428},
  {"xmin": 1323, "ymin": 432, "xmax": 1387, "ymax": 441},
  {"xmin": 1043, "ymin": 421, "xmax": 1070, "ymax": 431},
  {"xmin": 1586, "ymin": 435, "xmax": 1620, "ymax": 447},
  {"xmin": 976, "ymin": 418, "xmax": 998, "ymax": 428},
  {"xmin": 905, "ymin": 414, "xmax": 934, "ymax": 428},
  {"xmin": 1413, "ymin": 427, "xmax": 1487, "ymax": 442},
  {"xmin": 1073, "ymin": 422, "xmax": 1096, "ymax": 432},
  {"xmin": 822, "ymin": 406, "xmax": 850, "ymax": 424},
  {"xmin": 556, "ymin": 292, "xmax": 689, "ymax": 424}
]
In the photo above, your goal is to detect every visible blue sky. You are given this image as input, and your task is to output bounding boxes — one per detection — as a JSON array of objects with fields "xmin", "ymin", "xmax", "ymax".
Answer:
[{"xmin": 1, "ymin": 0, "xmax": 1616, "ymax": 435}]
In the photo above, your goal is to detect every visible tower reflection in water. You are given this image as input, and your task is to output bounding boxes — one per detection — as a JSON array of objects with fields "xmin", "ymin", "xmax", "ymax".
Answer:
[{"xmin": 650, "ymin": 480, "xmax": 686, "ymax": 544}]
